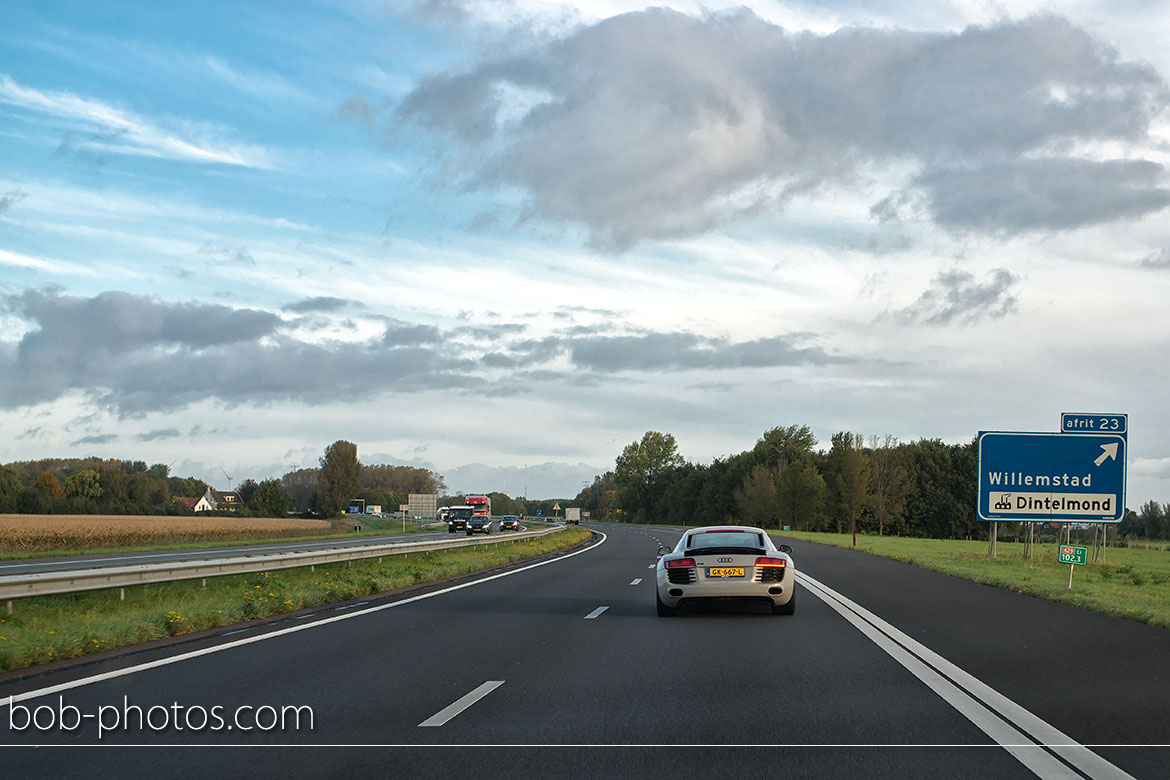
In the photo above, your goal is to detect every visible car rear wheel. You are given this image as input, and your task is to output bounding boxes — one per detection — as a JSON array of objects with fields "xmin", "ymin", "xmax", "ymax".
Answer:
[
  {"xmin": 771, "ymin": 589, "xmax": 796, "ymax": 615},
  {"xmin": 656, "ymin": 591, "xmax": 678, "ymax": 617}
]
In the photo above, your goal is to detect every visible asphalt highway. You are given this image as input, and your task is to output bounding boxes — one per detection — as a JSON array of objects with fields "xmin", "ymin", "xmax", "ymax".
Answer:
[{"xmin": 2, "ymin": 523, "xmax": 1168, "ymax": 779}]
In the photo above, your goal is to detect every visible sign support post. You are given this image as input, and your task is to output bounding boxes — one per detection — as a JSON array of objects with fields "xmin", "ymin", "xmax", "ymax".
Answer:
[{"xmin": 1058, "ymin": 544, "xmax": 1088, "ymax": 590}]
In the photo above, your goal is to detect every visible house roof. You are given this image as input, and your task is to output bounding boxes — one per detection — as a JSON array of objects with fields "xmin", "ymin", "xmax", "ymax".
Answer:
[{"xmin": 178, "ymin": 497, "xmax": 200, "ymax": 508}]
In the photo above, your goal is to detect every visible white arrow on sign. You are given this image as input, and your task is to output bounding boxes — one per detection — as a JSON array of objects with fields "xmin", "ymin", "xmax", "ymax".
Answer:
[{"xmin": 1093, "ymin": 442, "xmax": 1119, "ymax": 467}]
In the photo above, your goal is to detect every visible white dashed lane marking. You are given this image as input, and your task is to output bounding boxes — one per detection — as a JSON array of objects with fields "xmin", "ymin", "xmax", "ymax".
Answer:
[{"xmin": 418, "ymin": 681, "xmax": 504, "ymax": 727}]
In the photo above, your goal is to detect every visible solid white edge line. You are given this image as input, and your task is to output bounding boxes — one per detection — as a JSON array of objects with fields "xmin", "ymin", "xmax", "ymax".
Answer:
[
  {"xmin": 800, "ymin": 572, "xmax": 1136, "ymax": 780},
  {"xmin": 802, "ymin": 573, "xmax": 1137, "ymax": 780},
  {"xmin": 1, "ymin": 531, "xmax": 607, "ymax": 708},
  {"xmin": 3, "ymin": 742, "xmax": 1162, "ymax": 749},
  {"xmin": 584, "ymin": 606, "xmax": 609, "ymax": 619},
  {"xmin": 798, "ymin": 575, "xmax": 1079, "ymax": 780},
  {"xmin": 417, "ymin": 680, "xmax": 504, "ymax": 727}
]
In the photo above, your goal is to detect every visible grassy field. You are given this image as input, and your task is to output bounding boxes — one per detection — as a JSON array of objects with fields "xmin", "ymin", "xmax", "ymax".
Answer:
[
  {"xmin": 0, "ymin": 526, "xmax": 591, "ymax": 673},
  {"xmin": 777, "ymin": 530, "xmax": 1170, "ymax": 630},
  {"xmin": 0, "ymin": 514, "xmax": 337, "ymax": 553}
]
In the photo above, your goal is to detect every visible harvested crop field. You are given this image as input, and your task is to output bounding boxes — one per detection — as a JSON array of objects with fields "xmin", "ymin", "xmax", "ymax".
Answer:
[{"xmin": 0, "ymin": 514, "xmax": 334, "ymax": 552}]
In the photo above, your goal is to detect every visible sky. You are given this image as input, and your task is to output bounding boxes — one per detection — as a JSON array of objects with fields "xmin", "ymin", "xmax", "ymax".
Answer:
[{"xmin": 1, "ymin": 1, "xmax": 1168, "ymax": 503}]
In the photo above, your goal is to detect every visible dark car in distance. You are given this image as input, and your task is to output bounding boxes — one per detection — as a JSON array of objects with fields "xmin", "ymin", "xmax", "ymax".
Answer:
[
  {"xmin": 499, "ymin": 516, "xmax": 520, "ymax": 531},
  {"xmin": 467, "ymin": 516, "xmax": 494, "ymax": 535}
]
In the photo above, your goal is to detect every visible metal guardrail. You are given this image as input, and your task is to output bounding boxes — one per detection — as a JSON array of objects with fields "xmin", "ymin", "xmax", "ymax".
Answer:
[{"xmin": 0, "ymin": 524, "xmax": 568, "ymax": 604}]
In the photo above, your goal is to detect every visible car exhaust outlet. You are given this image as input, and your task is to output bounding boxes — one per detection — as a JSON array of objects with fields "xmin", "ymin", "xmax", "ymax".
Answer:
[
  {"xmin": 669, "ymin": 588, "xmax": 684, "ymax": 597},
  {"xmin": 768, "ymin": 586, "xmax": 783, "ymax": 595}
]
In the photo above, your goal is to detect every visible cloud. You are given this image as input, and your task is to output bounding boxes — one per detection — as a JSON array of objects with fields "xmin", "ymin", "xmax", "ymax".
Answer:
[
  {"xmin": 0, "ymin": 288, "xmax": 869, "ymax": 414},
  {"xmin": 0, "ymin": 189, "xmax": 28, "ymax": 214},
  {"xmin": 0, "ymin": 73, "xmax": 275, "ymax": 169},
  {"xmin": 284, "ymin": 296, "xmax": 354, "ymax": 313},
  {"xmin": 568, "ymin": 332, "xmax": 849, "ymax": 372},
  {"xmin": 338, "ymin": 94, "xmax": 375, "ymax": 130},
  {"xmin": 912, "ymin": 158, "xmax": 1170, "ymax": 234},
  {"xmin": 136, "ymin": 428, "xmax": 181, "ymax": 442},
  {"xmin": 893, "ymin": 268, "xmax": 1019, "ymax": 326},
  {"xmin": 1140, "ymin": 248, "xmax": 1170, "ymax": 269},
  {"xmin": 383, "ymin": 321, "xmax": 443, "ymax": 346},
  {"xmin": 393, "ymin": 10, "xmax": 1170, "ymax": 248},
  {"xmin": 72, "ymin": 433, "xmax": 118, "ymax": 445},
  {"xmin": 0, "ymin": 289, "xmax": 481, "ymax": 413}
]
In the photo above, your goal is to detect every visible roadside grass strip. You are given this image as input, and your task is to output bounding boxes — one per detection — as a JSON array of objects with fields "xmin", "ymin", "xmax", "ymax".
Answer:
[
  {"xmin": 778, "ymin": 531, "xmax": 1170, "ymax": 630},
  {"xmin": 0, "ymin": 527, "xmax": 591, "ymax": 673},
  {"xmin": 0, "ymin": 523, "xmax": 434, "ymax": 562}
]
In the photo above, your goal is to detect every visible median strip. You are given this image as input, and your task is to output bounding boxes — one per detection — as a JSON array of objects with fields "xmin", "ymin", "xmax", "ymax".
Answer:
[{"xmin": 0, "ymin": 526, "xmax": 568, "ymax": 603}]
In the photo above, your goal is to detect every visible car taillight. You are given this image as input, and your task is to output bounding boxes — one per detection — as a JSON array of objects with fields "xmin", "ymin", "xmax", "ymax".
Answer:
[
  {"xmin": 665, "ymin": 557, "xmax": 697, "ymax": 569},
  {"xmin": 755, "ymin": 556, "xmax": 787, "ymax": 567}
]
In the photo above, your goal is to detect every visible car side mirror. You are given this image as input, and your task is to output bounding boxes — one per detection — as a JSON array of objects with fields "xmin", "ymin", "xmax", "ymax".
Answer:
[
  {"xmin": 778, "ymin": 544, "xmax": 792, "ymax": 554},
  {"xmin": 657, "ymin": 545, "xmax": 669, "ymax": 557}
]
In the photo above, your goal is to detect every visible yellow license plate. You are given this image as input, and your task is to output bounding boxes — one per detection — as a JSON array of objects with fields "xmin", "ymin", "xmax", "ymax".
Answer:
[{"xmin": 707, "ymin": 567, "xmax": 744, "ymax": 577}]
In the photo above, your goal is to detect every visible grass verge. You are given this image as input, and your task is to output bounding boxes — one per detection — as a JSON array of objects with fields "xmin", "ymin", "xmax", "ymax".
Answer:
[
  {"xmin": 0, "ymin": 525, "xmax": 431, "ymax": 561},
  {"xmin": 777, "ymin": 530, "xmax": 1170, "ymax": 630},
  {"xmin": 0, "ymin": 527, "xmax": 591, "ymax": 673}
]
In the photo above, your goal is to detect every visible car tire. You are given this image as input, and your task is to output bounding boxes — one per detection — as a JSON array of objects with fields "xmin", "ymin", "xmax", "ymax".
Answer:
[
  {"xmin": 656, "ymin": 591, "xmax": 678, "ymax": 617},
  {"xmin": 772, "ymin": 589, "xmax": 796, "ymax": 615}
]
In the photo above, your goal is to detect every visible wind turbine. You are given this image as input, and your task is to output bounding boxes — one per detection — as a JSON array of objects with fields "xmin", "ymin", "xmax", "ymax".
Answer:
[{"xmin": 220, "ymin": 465, "xmax": 234, "ymax": 492}]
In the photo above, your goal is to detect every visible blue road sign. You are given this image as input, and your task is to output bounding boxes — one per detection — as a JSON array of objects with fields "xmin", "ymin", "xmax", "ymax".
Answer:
[
  {"xmin": 1060, "ymin": 412, "xmax": 1127, "ymax": 438},
  {"xmin": 978, "ymin": 431, "xmax": 1126, "ymax": 523}
]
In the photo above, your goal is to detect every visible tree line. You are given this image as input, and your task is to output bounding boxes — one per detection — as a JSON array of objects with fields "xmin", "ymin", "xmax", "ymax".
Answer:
[
  {"xmin": 6, "ymin": 433, "xmax": 1163, "ymax": 536},
  {"xmin": 0, "ymin": 443, "xmax": 444, "ymax": 520},
  {"xmin": 573, "ymin": 427, "xmax": 1169, "ymax": 540}
]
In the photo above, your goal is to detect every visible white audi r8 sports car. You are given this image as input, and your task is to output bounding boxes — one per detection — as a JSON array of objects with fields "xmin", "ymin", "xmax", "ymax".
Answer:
[{"xmin": 655, "ymin": 526, "xmax": 796, "ymax": 616}]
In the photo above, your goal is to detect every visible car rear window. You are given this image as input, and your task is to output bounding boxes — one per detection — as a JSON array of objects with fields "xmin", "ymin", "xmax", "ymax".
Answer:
[{"xmin": 686, "ymin": 531, "xmax": 764, "ymax": 551}]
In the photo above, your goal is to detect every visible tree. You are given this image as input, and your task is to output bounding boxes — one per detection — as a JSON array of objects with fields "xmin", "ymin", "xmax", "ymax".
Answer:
[
  {"xmin": 614, "ymin": 431, "xmax": 685, "ymax": 521},
  {"xmin": 1138, "ymin": 500, "xmax": 1166, "ymax": 540},
  {"xmin": 237, "ymin": 478, "xmax": 259, "ymax": 507},
  {"xmin": 33, "ymin": 472, "xmax": 65, "ymax": 498},
  {"xmin": 253, "ymin": 479, "xmax": 292, "ymax": 517},
  {"xmin": 64, "ymin": 469, "xmax": 103, "ymax": 500},
  {"xmin": 361, "ymin": 464, "xmax": 446, "ymax": 495},
  {"xmin": 316, "ymin": 441, "xmax": 361, "ymax": 517},
  {"xmin": 866, "ymin": 435, "xmax": 910, "ymax": 536},
  {"xmin": 753, "ymin": 425, "xmax": 818, "ymax": 466},
  {"xmin": 0, "ymin": 465, "xmax": 20, "ymax": 512},
  {"xmin": 281, "ymin": 468, "xmax": 319, "ymax": 513},
  {"xmin": 827, "ymin": 432, "xmax": 869, "ymax": 538},
  {"xmin": 734, "ymin": 463, "xmax": 780, "ymax": 528},
  {"xmin": 168, "ymin": 476, "xmax": 209, "ymax": 499},
  {"xmin": 776, "ymin": 460, "xmax": 826, "ymax": 531}
]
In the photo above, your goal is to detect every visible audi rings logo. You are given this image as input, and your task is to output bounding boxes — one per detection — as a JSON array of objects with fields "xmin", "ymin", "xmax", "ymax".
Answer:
[{"xmin": 717, "ymin": 557, "xmax": 733, "ymax": 563}]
